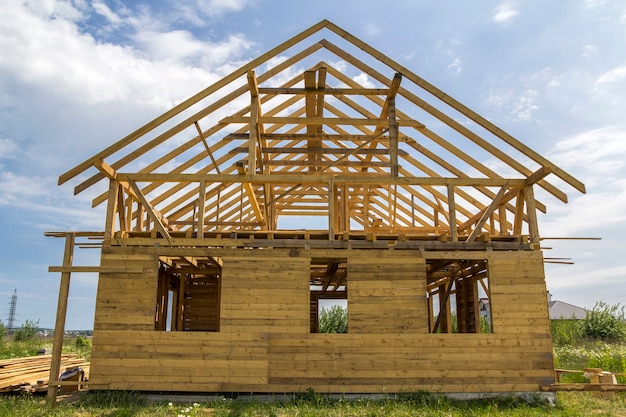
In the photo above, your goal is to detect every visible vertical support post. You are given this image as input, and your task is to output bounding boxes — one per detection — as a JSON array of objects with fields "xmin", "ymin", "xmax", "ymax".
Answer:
[
  {"xmin": 363, "ymin": 186, "xmax": 371, "ymax": 231},
  {"xmin": 342, "ymin": 184, "xmax": 350, "ymax": 233},
  {"xmin": 248, "ymin": 70, "xmax": 259, "ymax": 178},
  {"xmin": 447, "ymin": 184, "xmax": 458, "ymax": 242},
  {"xmin": 116, "ymin": 186, "xmax": 127, "ymax": 233},
  {"xmin": 513, "ymin": 189, "xmax": 525, "ymax": 235},
  {"xmin": 104, "ymin": 179, "xmax": 119, "ymax": 238},
  {"xmin": 177, "ymin": 277, "xmax": 186, "ymax": 331},
  {"xmin": 525, "ymin": 185, "xmax": 540, "ymax": 247},
  {"xmin": 197, "ymin": 181, "xmax": 206, "ymax": 239},
  {"xmin": 135, "ymin": 204, "xmax": 145, "ymax": 231},
  {"xmin": 498, "ymin": 204, "xmax": 507, "ymax": 235},
  {"xmin": 125, "ymin": 197, "xmax": 133, "ymax": 232},
  {"xmin": 328, "ymin": 179, "xmax": 335, "ymax": 240},
  {"xmin": 411, "ymin": 193, "xmax": 416, "ymax": 228},
  {"xmin": 47, "ymin": 233, "xmax": 75, "ymax": 406},
  {"xmin": 388, "ymin": 97, "xmax": 399, "ymax": 178}
]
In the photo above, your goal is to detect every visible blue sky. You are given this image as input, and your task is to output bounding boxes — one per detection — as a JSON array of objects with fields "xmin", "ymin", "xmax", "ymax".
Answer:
[{"xmin": 0, "ymin": 0, "xmax": 625, "ymax": 330}]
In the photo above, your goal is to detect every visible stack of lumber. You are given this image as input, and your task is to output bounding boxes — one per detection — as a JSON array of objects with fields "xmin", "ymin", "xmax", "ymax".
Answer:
[{"xmin": 0, "ymin": 354, "xmax": 90, "ymax": 393}]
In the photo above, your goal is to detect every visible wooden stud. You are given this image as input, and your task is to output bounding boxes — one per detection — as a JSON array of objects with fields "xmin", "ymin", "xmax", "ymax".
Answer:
[
  {"xmin": 447, "ymin": 184, "xmax": 458, "ymax": 242},
  {"xmin": 46, "ymin": 233, "xmax": 75, "ymax": 405}
]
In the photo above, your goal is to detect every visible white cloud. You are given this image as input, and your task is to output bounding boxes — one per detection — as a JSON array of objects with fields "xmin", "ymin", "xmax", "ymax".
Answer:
[
  {"xmin": 584, "ymin": 0, "xmax": 609, "ymax": 9},
  {"xmin": 541, "ymin": 126, "xmax": 626, "ymax": 236},
  {"xmin": 447, "ymin": 58, "xmax": 462, "ymax": 75},
  {"xmin": 132, "ymin": 30, "xmax": 251, "ymax": 68},
  {"xmin": 595, "ymin": 65, "xmax": 626, "ymax": 86},
  {"xmin": 194, "ymin": 0, "xmax": 251, "ymax": 16},
  {"xmin": 492, "ymin": 3, "xmax": 519, "ymax": 24},
  {"xmin": 0, "ymin": 2, "xmax": 253, "ymax": 110},
  {"xmin": 92, "ymin": 1, "xmax": 123, "ymax": 25},
  {"xmin": 352, "ymin": 72, "xmax": 375, "ymax": 88},
  {"xmin": 512, "ymin": 89, "xmax": 539, "ymax": 121},
  {"xmin": 549, "ymin": 126, "xmax": 626, "ymax": 182}
]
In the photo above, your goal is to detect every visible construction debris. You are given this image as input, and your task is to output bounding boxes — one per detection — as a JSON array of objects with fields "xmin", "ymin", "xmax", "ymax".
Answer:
[{"xmin": 0, "ymin": 354, "xmax": 90, "ymax": 394}]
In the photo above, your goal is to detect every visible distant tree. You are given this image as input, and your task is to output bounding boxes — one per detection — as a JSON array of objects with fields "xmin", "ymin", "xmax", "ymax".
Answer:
[
  {"xmin": 13, "ymin": 319, "xmax": 39, "ymax": 342},
  {"xmin": 0, "ymin": 321, "xmax": 6, "ymax": 340},
  {"xmin": 318, "ymin": 305, "xmax": 348, "ymax": 333}
]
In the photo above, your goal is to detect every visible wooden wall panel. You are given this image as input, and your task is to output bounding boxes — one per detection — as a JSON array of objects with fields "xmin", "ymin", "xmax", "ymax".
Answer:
[
  {"xmin": 220, "ymin": 256, "xmax": 309, "ymax": 333},
  {"xmin": 348, "ymin": 256, "xmax": 427, "ymax": 334},
  {"xmin": 89, "ymin": 247, "xmax": 554, "ymax": 393},
  {"xmin": 93, "ymin": 246, "xmax": 158, "ymax": 331}
]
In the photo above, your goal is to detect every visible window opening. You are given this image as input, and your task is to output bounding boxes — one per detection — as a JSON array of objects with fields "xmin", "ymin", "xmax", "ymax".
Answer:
[
  {"xmin": 309, "ymin": 258, "xmax": 348, "ymax": 333},
  {"xmin": 426, "ymin": 259, "xmax": 491, "ymax": 333},
  {"xmin": 155, "ymin": 256, "xmax": 222, "ymax": 331}
]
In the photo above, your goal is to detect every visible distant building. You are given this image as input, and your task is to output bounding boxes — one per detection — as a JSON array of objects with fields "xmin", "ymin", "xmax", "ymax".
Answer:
[{"xmin": 547, "ymin": 292, "xmax": 587, "ymax": 320}]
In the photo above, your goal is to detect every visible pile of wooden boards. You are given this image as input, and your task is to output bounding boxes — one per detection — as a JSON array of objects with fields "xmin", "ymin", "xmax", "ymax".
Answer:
[{"xmin": 0, "ymin": 354, "xmax": 90, "ymax": 393}]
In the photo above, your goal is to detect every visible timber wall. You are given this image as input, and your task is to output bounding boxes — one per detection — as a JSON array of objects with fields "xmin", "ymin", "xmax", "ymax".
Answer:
[{"xmin": 90, "ymin": 245, "xmax": 554, "ymax": 393}]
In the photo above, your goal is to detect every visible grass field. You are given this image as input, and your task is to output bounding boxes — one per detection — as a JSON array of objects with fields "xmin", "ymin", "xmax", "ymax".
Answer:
[{"xmin": 1, "ymin": 390, "xmax": 626, "ymax": 417}]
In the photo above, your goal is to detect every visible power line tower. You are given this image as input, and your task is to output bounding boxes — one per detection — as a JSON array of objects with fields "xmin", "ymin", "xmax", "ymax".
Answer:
[{"xmin": 6, "ymin": 289, "xmax": 17, "ymax": 333}]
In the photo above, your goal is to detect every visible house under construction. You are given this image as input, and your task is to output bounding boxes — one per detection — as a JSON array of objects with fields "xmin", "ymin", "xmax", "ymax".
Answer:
[{"xmin": 47, "ymin": 20, "xmax": 585, "ymax": 396}]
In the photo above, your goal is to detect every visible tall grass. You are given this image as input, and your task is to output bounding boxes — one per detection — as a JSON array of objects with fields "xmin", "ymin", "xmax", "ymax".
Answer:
[
  {"xmin": 1, "ymin": 391, "xmax": 626, "ymax": 417},
  {"xmin": 0, "ymin": 335, "xmax": 91, "ymax": 360},
  {"xmin": 551, "ymin": 308, "xmax": 626, "ymax": 383}
]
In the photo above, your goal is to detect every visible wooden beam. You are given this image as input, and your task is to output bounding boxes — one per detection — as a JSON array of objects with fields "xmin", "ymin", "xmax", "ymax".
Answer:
[
  {"xmin": 122, "ymin": 172, "xmax": 528, "ymax": 187},
  {"xmin": 59, "ymin": 20, "xmax": 332, "ymax": 187},
  {"xmin": 247, "ymin": 70, "xmax": 260, "ymax": 177},
  {"xmin": 104, "ymin": 180, "xmax": 119, "ymax": 239},
  {"xmin": 323, "ymin": 21, "xmax": 586, "ymax": 194},
  {"xmin": 525, "ymin": 185, "xmax": 540, "ymax": 246},
  {"xmin": 197, "ymin": 181, "xmax": 206, "ymax": 238},
  {"xmin": 466, "ymin": 184, "xmax": 509, "ymax": 244},
  {"xmin": 447, "ymin": 184, "xmax": 458, "ymax": 242},
  {"xmin": 225, "ymin": 133, "xmax": 394, "ymax": 141},
  {"xmin": 319, "ymin": 40, "xmax": 572, "ymax": 203},
  {"xmin": 219, "ymin": 116, "xmax": 425, "ymax": 128},
  {"xmin": 305, "ymin": 70, "xmax": 320, "ymax": 171},
  {"xmin": 526, "ymin": 165, "xmax": 552, "ymax": 186},
  {"xmin": 235, "ymin": 163, "xmax": 266, "ymax": 227},
  {"xmin": 388, "ymin": 96, "xmax": 398, "ymax": 177},
  {"xmin": 258, "ymin": 87, "xmax": 390, "ymax": 95},
  {"xmin": 193, "ymin": 122, "xmax": 221, "ymax": 174},
  {"xmin": 46, "ymin": 233, "xmax": 74, "ymax": 406},
  {"xmin": 85, "ymin": 43, "xmax": 322, "ymax": 200},
  {"xmin": 126, "ymin": 178, "xmax": 172, "ymax": 241},
  {"xmin": 328, "ymin": 179, "xmax": 335, "ymax": 240},
  {"xmin": 432, "ymin": 278, "xmax": 454, "ymax": 333}
]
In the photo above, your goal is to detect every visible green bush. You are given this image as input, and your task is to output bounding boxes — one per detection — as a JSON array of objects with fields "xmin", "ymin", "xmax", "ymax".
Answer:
[
  {"xmin": 318, "ymin": 305, "xmax": 348, "ymax": 333},
  {"xmin": 0, "ymin": 321, "xmax": 6, "ymax": 341},
  {"xmin": 75, "ymin": 335, "xmax": 90, "ymax": 348},
  {"xmin": 579, "ymin": 302, "xmax": 626, "ymax": 342},
  {"xmin": 12, "ymin": 319, "xmax": 39, "ymax": 342},
  {"xmin": 551, "ymin": 319, "xmax": 583, "ymax": 346}
]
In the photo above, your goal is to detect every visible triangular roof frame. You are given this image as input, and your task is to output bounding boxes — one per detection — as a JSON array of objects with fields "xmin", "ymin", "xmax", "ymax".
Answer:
[{"xmin": 57, "ymin": 19, "xmax": 585, "ymax": 241}]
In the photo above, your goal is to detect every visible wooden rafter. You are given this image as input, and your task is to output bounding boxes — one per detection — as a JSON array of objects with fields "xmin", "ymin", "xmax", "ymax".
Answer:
[{"xmin": 56, "ymin": 20, "xmax": 584, "ymax": 242}]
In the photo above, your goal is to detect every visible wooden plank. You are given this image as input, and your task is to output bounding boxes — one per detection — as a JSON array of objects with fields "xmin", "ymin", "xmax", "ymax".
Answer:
[
  {"xmin": 126, "ymin": 178, "xmax": 172, "ymax": 241},
  {"xmin": 46, "ymin": 233, "xmax": 74, "ymax": 405},
  {"xmin": 465, "ymin": 184, "xmax": 509, "ymax": 244},
  {"xmin": 219, "ymin": 116, "xmax": 425, "ymax": 128}
]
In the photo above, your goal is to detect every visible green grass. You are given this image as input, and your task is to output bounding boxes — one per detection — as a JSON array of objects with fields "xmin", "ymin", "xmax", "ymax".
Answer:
[
  {"xmin": 1, "ymin": 391, "xmax": 626, "ymax": 417},
  {"xmin": 0, "ymin": 336, "xmax": 91, "ymax": 361}
]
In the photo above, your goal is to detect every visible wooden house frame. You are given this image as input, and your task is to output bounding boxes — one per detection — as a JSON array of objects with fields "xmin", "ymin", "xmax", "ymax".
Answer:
[{"xmin": 47, "ymin": 20, "xmax": 585, "ymax": 399}]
